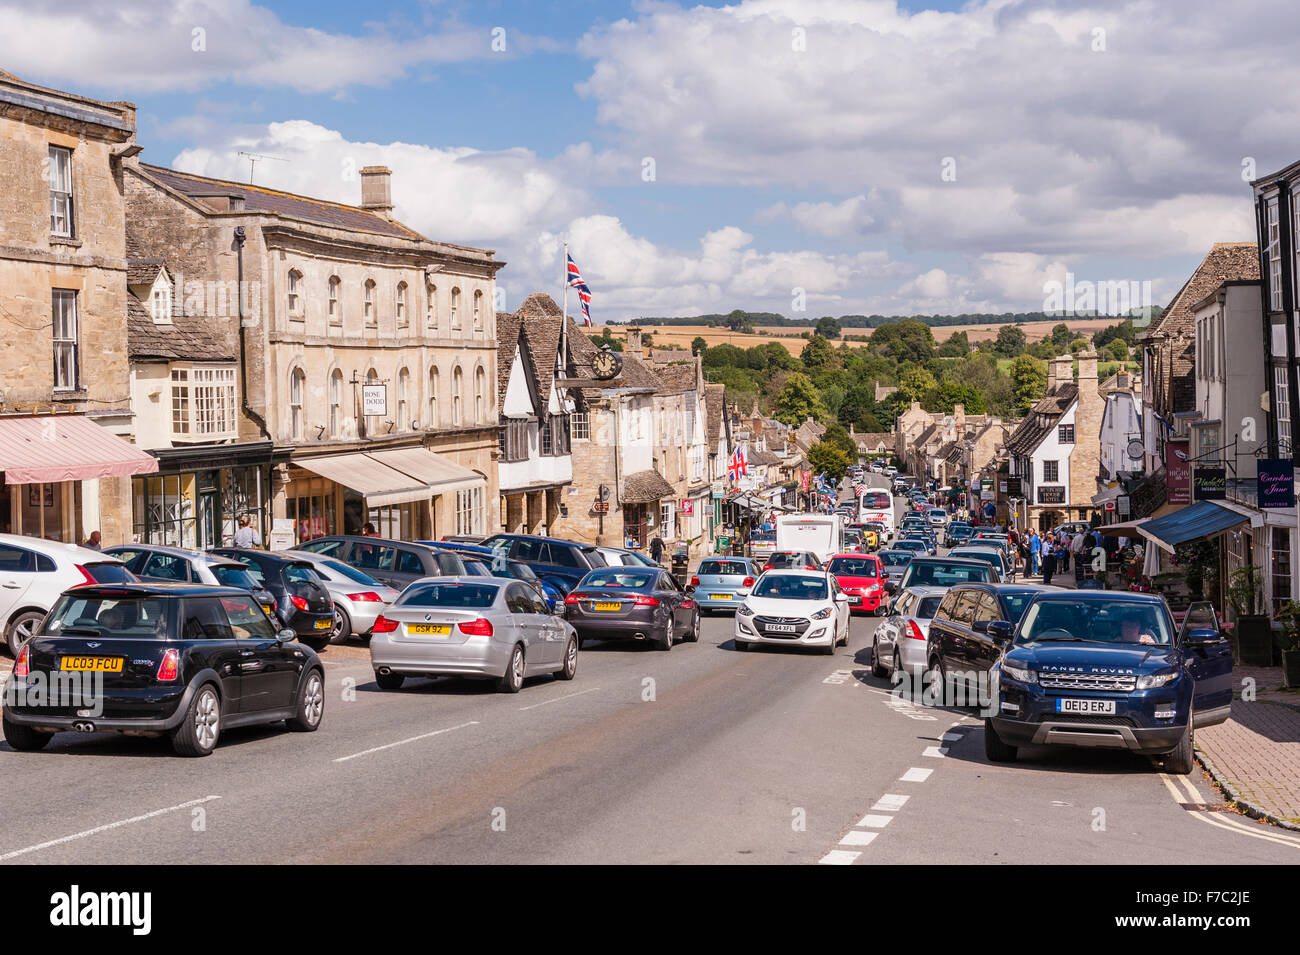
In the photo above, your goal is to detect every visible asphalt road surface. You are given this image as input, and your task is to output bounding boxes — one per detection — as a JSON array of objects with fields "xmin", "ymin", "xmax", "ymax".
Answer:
[{"xmin": 1, "ymin": 473, "xmax": 1297, "ymax": 864}]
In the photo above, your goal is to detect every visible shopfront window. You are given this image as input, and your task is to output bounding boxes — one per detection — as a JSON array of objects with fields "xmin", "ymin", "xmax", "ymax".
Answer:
[
  {"xmin": 370, "ymin": 502, "xmax": 414, "ymax": 541},
  {"xmin": 1271, "ymin": 527, "xmax": 1292, "ymax": 616},
  {"xmin": 456, "ymin": 486, "xmax": 483, "ymax": 536},
  {"xmin": 286, "ymin": 475, "xmax": 337, "ymax": 543},
  {"xmin": 132, "ymin": 474, "xmax": 197, "ymax": 548}
]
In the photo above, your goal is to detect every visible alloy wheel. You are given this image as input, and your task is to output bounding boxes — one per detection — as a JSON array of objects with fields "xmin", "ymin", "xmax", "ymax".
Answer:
[
  {"xmin": 194, "ymin": 689, "xmax": 220, "ymax": 749},
  {"xmin": 303, "ymin": 673, "xmax": 324, "ymax": 726}
]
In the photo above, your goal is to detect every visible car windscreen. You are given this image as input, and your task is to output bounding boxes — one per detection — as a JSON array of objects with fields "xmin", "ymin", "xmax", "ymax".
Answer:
[
  {"xmin": 956, "ymin": 549, "xmax": 1004, "ymax": 570},
  {"xmin": 861, "ymin": 492, "xmax": 890, "ymax": 508},
  {"xmin": 397, "ymin": 582, "xmax": 500, "ymax": 608},
  {"xmin": 700, "ymin": 560, "xmax": 749, "ymax": 576},
  {"xmin": 1015, "ymin": 598, "xmax": 1172, "ymax": 646},
  {"xmin": 81, "ymin": 562, "xmax": 136, "ymax": 584},
  {"xmin": 900, "ymin": 562, "xmax": 993, "ymax": 588},
  {"xmin": 1001, "ymin": 593, "xmax": 1035, "ymax": 624},
  {"xmin": 212, "ymin": 565, "xmax": 261, "ymax": 590},
  {"xmin": 581, "ymin": 569, "xmax": 656, "ymax": 590},
  {"xmin": 828, "ymin": 558, "xmax": 878, "ymax": 577},
  {"xmin": 752, "ymin": 575, "xmax": 828, "ymax": 600},
  {"xmin": 749, "ymin": 531, "xmax": 775, "ymax": 542},
  {"xmin": 45, "ymin": 594, "xmax": 172, "ymax": 639},
  {"xmin": 896, "ymin": 540, "xmax": 926, "ymax": 550},
  {"xmin": 878, "ymin": 552, "xmax": 912, "ymax": 568},
  {"xmin": 317, "ymin": 557, "xmax": 383, "ymax": 586}
]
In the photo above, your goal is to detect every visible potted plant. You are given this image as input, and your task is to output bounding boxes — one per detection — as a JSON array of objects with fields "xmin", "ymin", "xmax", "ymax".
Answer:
[
  {"xmin": 1227, "ymin": 564, "xmax": 1272, "ymax": 666},
  {"xmin": 1277, "ymin": 602, "xmax": 1300, "ymax": 688}
]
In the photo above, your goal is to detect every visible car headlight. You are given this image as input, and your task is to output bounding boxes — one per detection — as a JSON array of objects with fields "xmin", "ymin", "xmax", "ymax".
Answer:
[
  {"xmin": 736, "ymin": 603, "xmax": 754, "ymax": 617},
  {"xmin": 811, "ymin": 607, "xmax": 833, "ymax": 620},
  {"xmin": 1001, "ymin": 663, "xmax": 1037, "ymax": 684},
  {"xmin": 1136, "ymin": 670, "xmax": 1179, "ymax": 690}
]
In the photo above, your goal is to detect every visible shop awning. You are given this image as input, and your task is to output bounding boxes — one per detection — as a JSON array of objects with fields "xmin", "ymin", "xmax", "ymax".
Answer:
[
  {"xmin": 1136, "ymin": 500, "xmax": 1248, "ymax": 554},
  {"xmin": 0, "ymin": 415, "xmax": 158, "ymax": 484},
  {"xmin": 367, "ymin": 448, "xmax": 482, "ymax": 496},
  {"xmin": 295, "ymin": 453, "xmax": 432, "ymax": 508}
]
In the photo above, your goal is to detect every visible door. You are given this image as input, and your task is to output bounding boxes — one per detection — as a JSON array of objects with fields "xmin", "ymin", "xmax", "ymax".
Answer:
[
  {"xmin": 180, "ymin": 596, "xmax": 243, "ymax": 709},
  {"xmin": 222, "ymin": 593, "xmax": 298, "ymax": 711},
  {"xmin": 1179, "ymin": 601, "xmax": 1233, "ymax": 722},
  {"xmin": 505, "ymin": 584, "xmax": 545, "ymax": 667},
  {"xmin": 970, "ymin": 592, "xmax": 1004, "ymax": 684},
  {"xmin": 0, "ymin": 543, "xmax": 38, "ymax": 625}
]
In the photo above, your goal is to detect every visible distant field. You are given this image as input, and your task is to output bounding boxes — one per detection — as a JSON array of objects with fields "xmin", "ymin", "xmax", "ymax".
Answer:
[{"xmin": 612, "ymin": 318, "xmax": 1123, "ymax": 355}]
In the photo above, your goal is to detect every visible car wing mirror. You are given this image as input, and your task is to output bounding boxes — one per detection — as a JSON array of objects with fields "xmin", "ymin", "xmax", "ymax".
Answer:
[
  {"xmin": 987, "ymin": 620, "xmax": 1012, "ymax": 644},
  {"xmin": 1183, "ymin": 627, "xmax": 1223, "ymax": 646},
  {"xmin": 277, "ymin": 628, "xmax": 297, "ymax": 643},
  {"xmin": 972, "ymin": 619, "xmax": 989, "ymax": 633}
]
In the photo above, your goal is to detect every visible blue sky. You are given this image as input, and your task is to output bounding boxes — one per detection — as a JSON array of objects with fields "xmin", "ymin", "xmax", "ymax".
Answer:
[{"xmin": 3, "ymin": 0, "xmax": 1292, "ymax": 321}]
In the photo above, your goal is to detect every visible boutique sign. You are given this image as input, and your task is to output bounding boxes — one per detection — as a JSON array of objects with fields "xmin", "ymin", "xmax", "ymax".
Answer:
[{"xmin": 1258, "ymin": 459, "xmax": 1295, "ymax": 509}]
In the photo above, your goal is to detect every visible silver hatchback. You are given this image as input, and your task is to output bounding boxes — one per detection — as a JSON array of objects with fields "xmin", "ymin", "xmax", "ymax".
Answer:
[
  {"xmin": 281, "ymin": 550, "xmax": 401, "ymax": 642},
  {"xmin": 692, "ymin": 557, "xmax": 756, "ymax": 614},
  {"xmin": 370, "ymin": 577, "xmax": 579, "ymax": 693},
  {"xmin": 871, "ymin": 585, "xmax": 946, "ymax": 684}
]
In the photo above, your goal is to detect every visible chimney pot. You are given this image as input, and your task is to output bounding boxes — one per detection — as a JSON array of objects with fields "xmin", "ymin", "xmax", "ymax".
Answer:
[
  {"xmin": 360, "ymin": 166, "xmax": 393, "ymax": 216},
  {"xmin": 627, "ymin": 326, "xmax": 643, "ymax": 356}
]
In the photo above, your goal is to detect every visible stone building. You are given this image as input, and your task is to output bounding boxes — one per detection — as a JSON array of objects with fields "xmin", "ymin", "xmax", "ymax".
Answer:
[
  {"xmin": 125, "ymin": 161, "xmax": 504, "ymax": 543},
  {"xmin": 0, "ymin": 71, "xmax": 157, "ymax": 546}
]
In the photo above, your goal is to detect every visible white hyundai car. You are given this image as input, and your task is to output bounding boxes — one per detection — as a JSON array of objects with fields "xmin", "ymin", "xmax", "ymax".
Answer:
[{"xmin": 733, "ymin": 570, "xmax": 851, "ymax": 654}]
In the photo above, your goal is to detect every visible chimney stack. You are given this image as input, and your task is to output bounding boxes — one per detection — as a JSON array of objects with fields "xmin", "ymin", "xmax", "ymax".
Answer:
[
  {"xmin": 627, "ymin": 326, "xmax": 643, "ymax": 356},
  {"xmin": 360, "ymin": 166, "xmax": 393, "ymax": 217}
]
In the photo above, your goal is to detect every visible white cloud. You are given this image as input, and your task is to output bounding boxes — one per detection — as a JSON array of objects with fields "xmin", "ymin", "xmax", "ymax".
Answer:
[{"xmin": 757, "ymin": 193, "xmax": 882, "ymax": 237}]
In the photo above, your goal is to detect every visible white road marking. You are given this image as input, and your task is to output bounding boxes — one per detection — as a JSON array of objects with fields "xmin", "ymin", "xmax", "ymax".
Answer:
[
  {"xmin": 854, "ymin": 814, "xmax": 894, "ymax": 829},
  {"xmin": 900, "ymin": 767, "xmax": 933, "ymax": 782},
  {"xmin": 333, "ymin": 720, "xmax": 478, "ymax": 763},
  {"xmin": 1158, "ymin": 773, "xmax": 1300, "ymax": 849},
  {"xmin": 873, "ymin": 793, "xmax": 910, "ymax": 812},
  {"xmin": 0, "ymin": 796, "xmax": 221, "ymax": 862},
  {"xmin": 922, "ymin": 746, "xmax": 948, "ymax": 758},
  {"xmin": 518, "ymin": 686, "xmax": 601, "ymax": 711},
  {"xmin": 819, "ymin": 849, "xmax": 861, "ymax": 865},
  {"xmin": 839, "ymin": 830, "xmax": 879, "ymax": 847}
]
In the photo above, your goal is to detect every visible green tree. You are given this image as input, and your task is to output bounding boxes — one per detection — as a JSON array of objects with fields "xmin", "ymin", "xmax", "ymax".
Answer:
[
  {"xmin": 936, "ymin": 330, "xmax": 970, "ymax": 357},
  {"xmin": 1050, "ymin": 322, "xmax": 1073, "ymax": 350},
  {"xmin": 808, "ymin": 441, "xmax": 853, "ymax": 484},
  {"xmin": 774, "ymin": 372, "xmax": 828, "ymax": 425},
  {"xmin": 815, "ymin": 316, "xmax": 842, "ymax": 339},
  {"xmin": 1105, "ymin": 339, "xmax": 1129, "ymax": 362},
  {"xmin": 871, "ymin": 320, "xmax": 935, "ymax": 364},
  {"xmin": 822, "ymin": 421, "xmax": 858, "ymax": 457},
  {"xmin": 691, "ymin": 336, "xmax": 708, "ymax": 357},
  {"xmin": 994, "ymin": 325, "xmax": 1026, "ymax": 357},
  {"xmin": 897, "ymin": 366, "xmax": 938, "ymax": 403},
  {"xmin": 724, "ymin": 309, "xmax": 755, "ymax": 333},
  {"xmin": 800, "ymin": 334, "xmax": 833, "ymax": 370},
  {"xmin": 1010, "ymin": 355, "xmax": 1048, "ymax": 415},
  {"xmin": 587, "ymin": 328, "xmax": 623, "ymax": 352},
  {"xmin": 922, "ymin": 381, "xmax": 987, "ymax": 415}
]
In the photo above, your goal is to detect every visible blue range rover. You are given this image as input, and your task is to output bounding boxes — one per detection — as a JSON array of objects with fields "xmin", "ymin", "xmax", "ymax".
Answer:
[{"xmin": 984, "ymin": 594, "xmax": 1232, "ymax": 774}]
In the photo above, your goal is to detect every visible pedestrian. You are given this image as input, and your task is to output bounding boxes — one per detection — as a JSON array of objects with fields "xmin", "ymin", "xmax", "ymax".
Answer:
[
  {"xmin": 649, "ymin": 534, "xmax": 665, "ymax": 564},
  {"xmin": 1059, "ymin": 532, "xmax": 1070, "ymax": 573},
  {"xmin": 1028, "ymin": 530, "xmax": 1041, "ymax": 576},
  {"xmin": 362, "ymin": 522, "xmax": 378, "ymax": 537},
  {"xmin": 1042, "ymin": 537, "xmax": 1057, "ymax": 584},
  {"xmin": 232, "ymin": 515, "xmax": 261, "ymax": 548},
  {"xmin": 82, "ymin": 530, "xmax": 102, "ymax": 551}
]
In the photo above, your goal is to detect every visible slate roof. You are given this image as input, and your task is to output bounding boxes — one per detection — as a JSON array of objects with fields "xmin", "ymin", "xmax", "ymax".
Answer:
[
  {"xmin": 127, "ymin": 291, "xmax": 237, "ymax": 362},
  {"xmin": 139, "ymin": 163, "xmax": 425, "ymax": 241},
  {"xmin": 653, "ymin": 362, "xmax": 697, "ymax": 395},
  {"xmin": 1143, "ymin": 242, "xmax": 1259, "ymax": 341},
  {"xmin": 621, "ymin": 469, "xmax": 676, "ymax": 504},
  {"xmin": 749, "ymin": 448, "xmax": 781, "ymax": 466},
  {"xmin": 496, "ymin": 311, "xmax": 522, "ymax": 405},
  {"xmin": 854, "ymin": 431, "xmax": 894, "ymax": 450},
  {"xmin": 794, "ymin": 418, "xmax": 826, "ymax": 451},
  {"xmin": 914, "ymin": 423, "xmax": 939, "ymax": 449}
]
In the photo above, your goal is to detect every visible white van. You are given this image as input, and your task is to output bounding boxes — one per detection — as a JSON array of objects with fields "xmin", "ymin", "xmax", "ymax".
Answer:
[{"xmin": 775, "ymin": 514, "xmax": 844, "ymax": 565}]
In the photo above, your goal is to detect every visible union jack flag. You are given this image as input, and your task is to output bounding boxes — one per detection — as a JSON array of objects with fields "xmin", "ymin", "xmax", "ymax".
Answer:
[
  {"xmin": 727, "ymin": 447, "xmax": 748, "ymax": 482},
  {"xmin": 567, "ymin": 253, "xmax": 593, "ymax": 326}
]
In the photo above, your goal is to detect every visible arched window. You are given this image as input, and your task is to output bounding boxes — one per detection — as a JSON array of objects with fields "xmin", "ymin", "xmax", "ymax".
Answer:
[
  {"xmin": 398, "ymin": 367, "xmax": 410, "ymax": 430},
  {"xmin": 329, "ymin": 369, "xmax": 343, "ymax": 437},
  {"xmin": 396, "ymin": 282, "xmax": 408, "ymax": 328},
  {"xmin": 287, "ymin": 270, "xmax": 303, "ymax": 318},
  {"xmin": 428, "ymin": 366, "xmax": 439, "ymax": 427},
  {"xmin": 427, "ymin": 283, "xmax": 437, "ymax": 329},
  {"xmin": 453, "ymin": 366, "xmax": 464, "ymax": 426},
  {"xmin": 364, "ymin": 279, "xmax": 376, "ymax": 326},
  {"xmin": 290, "ymin": 368, "xmax": 306, "ymax": 440},
  {"xmin": 475, "ymin": 365, "xmax": 486, "ymax": 423},
  {"xmin": 364, "ymin": 368, "xmax": 379, "ymax": 435},
  {"xmin": 450, "ymin": 287, "xmax": 461, "ymax": 329},
  {"xmin": 473, "ymin": 290, "xmax": 483, "ymax": 331},
  {"xmin": 328, "ymin": 276, "xmax": 341, "ymax": 325}
]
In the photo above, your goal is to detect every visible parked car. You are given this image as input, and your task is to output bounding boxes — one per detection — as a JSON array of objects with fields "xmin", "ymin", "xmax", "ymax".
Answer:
[
  {"xmin": 369, "ymin": 577, "xmax": 578, "ymax": 693},
  {"xmin": 877, "ymin": 549, "xmax": 913, "ymax": 590},
  {"xmin": 761, "ymin": 550, "xmax": 825, "ymax": 572},
  {"xmin": 210, "ymin": 549, "xmax": 335, "ymax": 650},
  {"xmin": 944, "ymin": 522, "xmax": 974, "ymax": 547},
  {"xmin": 948, "ymin": 544, "xmax": 1013, "ymax": 582},
  {"xmin": 894, "ymin": 556, "xmax": 997, "ymax": 593},
  {"xmin": 279, "ymin": 550, "xmax": 401, "ymax": 642},
  {"xmin": 593, "ymin": 546, "xmax": 660, "ymax": 568},
  {"xmin": 871, "ymin": 585, "xmax": 947, "ymax": 682},
  {"xmin": 296, "ymin": 535, "xmax": 467, "ymax": 590},
  {"xmin": 926, "ymin": 583, "xmax": 1051, "ymax": 704},
  {"xmin": 479, "ymin": 533, "xmax": 607, "ymax": 593},
  {"xmin": 564, "ymin": 566, "xmax": 698, "ymax": 650},
  {"xmin": 0, "ymin": 535, "xmax": 136, "ymax": 657},
  {"xmin": 420, "ymin": 540, "xmax": 565, "ymax": 610},
  {"xmin": 691, "ymin": 557, "xmax": 757, "ymax": 614},
  {"xmin": 826, "ymin": 553, "xmax": 886, "ymax": 615},
  {"xmin": 985, "ymin": 594, "xmax": 1232, "ymax": 774},
  {"xmin": 1, "ymin": 583, "xmax": 323, "ymax": 756},
  {"xmin": 926, "ymin": 507, "xmax": 949, "ymax": 528},
  {"xmin": 734, "ymin": 570, "xmax": 850, "ymax": 654},
  {"xmin": 105, "ymin": 544, "xmax": 277, "ymax": 622}
]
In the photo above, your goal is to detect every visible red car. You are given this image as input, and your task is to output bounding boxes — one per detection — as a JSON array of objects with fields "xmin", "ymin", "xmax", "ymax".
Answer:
[{"xmin": 827, "ymin": 553, "xmax": 886, "ymax": 615}]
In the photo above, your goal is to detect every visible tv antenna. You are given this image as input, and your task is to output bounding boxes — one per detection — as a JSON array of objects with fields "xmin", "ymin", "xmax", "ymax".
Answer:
[{"xmin": 237, "ymin": 151, "xmax": 288, "ymax": 184}]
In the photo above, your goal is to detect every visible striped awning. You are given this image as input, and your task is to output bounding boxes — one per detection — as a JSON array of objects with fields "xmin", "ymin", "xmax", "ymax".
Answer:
[{"xmin": 0, "ymin": 415, "xmax": 158, "ymax": 485}]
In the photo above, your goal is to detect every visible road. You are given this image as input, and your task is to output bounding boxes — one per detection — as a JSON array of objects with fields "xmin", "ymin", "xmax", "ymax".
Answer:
[{"xmin": 1, "ymin": 473, "xmax": 1296, "ymax": 864}]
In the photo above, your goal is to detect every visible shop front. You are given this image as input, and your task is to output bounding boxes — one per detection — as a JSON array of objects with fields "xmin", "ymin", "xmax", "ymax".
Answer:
[{"xmin": 130, "ymin": 442, "xmax": 275, "ymax": 549}]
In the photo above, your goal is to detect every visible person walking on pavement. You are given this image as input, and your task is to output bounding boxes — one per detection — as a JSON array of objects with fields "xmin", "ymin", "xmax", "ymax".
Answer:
[
  {"xmin": 1041, "ymin": 535, "xmax": 1057, "ymax": 584},
  {"xmin": 1028, "ymin": 530, "xmax": 1041, "ymax": 576},
  {"xmin": 232, "ymin": 514, "xmax": 261, "ymax": 548},
  {"xmin": 1058, "ymin": 532, "xmax": 1070, "ymax": 573},
  {"xmin": 82, "ymin": 531, "xmax": 102, "ymax": 551},
  {"xmin": 649, "ymin": 534, "xmax": 665, "ymax": 565}
]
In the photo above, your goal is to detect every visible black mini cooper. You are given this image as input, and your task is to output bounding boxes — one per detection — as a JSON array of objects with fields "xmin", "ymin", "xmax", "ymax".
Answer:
[{"xmin": 1, "ymin": 583, "xmax": 325, "ymax": 757}]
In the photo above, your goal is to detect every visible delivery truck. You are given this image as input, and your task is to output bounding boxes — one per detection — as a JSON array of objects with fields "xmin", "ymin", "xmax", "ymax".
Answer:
[{"xmin": 775, "ymin": 513, "xmax": 844, "ymax": 565}]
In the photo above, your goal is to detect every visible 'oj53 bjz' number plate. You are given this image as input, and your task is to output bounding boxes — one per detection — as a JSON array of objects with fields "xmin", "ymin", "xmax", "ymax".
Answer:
[{"xmin": 60, "ymin": 656, "xmax": 123, "ymax": 672}]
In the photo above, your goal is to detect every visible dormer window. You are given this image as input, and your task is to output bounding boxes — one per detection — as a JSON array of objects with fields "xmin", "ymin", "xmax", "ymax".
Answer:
[{"xmin": 150, "ymin": 272, "xmax": 173, "ymax": 325}]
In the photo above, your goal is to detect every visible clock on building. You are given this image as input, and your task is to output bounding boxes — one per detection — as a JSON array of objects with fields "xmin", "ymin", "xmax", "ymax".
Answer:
[
  {"xmin": 592, "ymin": 347, "xmax": 622, "ymax": 381},
  {"xmin": 1127, "ymin": 438, "xmax": 1145, "ymax": 459}
]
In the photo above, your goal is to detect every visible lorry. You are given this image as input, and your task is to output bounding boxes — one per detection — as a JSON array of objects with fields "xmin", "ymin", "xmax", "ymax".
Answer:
[{"xmin": 775, "ymin": 513, "xmax": 844, "ymax": 565}]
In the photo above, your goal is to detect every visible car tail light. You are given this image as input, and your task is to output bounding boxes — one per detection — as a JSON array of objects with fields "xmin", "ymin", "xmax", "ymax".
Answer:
[
  {"xmin": 742, "ymin": 577, "xmax": 754, "ymax": 587},
  {"xmin": 157, "ymin": 648, "xmax": 180, "ymax": 681},
  {"xmin": 373, "ymin": 615, "xmax": 399, "ymax": 633},
  {"xmin": 73, "ymin": 564, "xmax": 96, "ymax": 586},
  {"xmin": 690, "ymin": 575, "xmax": 699, "ymax": 587},
  {"xmin": 459, "ymin": 617, "xmax": 494, "ymax": 636},
  {"xmin": 347, "ymin": 591, "xmax": 383, "ymax": 602},
  {"xmin": 290, "ymin": 595, "xmax": 309, "ymax": 612},
  {"xmin": 804, "ymin": 565, "xmax": 816, "ymax": 571},
  {"xmin": 634, "ymin": 596, "xmax": 660, "ymax": 606},
  {"xmin": 564, "ymin": 594, "xmax": 583, "ymax": 605},
  {"xmin": 762, "ymin": 565, "xmax": 773, "ymax": 572},
  {"xmin": 906, "ymin": 621, "xmax": 926, "ymax": 641},
  {"xmin": 14, "ymin": 645, "xmax": 29, "ymax": 678},
  {"xmin": 683, "ymin": 599, "xmax": 694, "ymax": 609}
]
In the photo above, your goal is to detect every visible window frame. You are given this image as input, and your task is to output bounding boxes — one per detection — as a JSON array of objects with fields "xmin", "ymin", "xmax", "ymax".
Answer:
[
  {"xmin": 52, "ymin": 288, "xmax": 80, "ymax": 391},
  {"xmin": 48, "ymin": 145, "xmax": 75, "ymax": 237}
]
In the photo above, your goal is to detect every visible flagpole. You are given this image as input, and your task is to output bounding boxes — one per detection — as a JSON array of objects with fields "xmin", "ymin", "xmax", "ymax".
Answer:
[{"xmin": 561, "ymin": 242, "xmax": 569, "ymax": 363}]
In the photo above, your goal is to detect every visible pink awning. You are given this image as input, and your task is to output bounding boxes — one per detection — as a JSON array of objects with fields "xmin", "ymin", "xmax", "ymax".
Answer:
[{"xmin": 0, "ymin": 416, "xmax": 159, "ymax": 485}]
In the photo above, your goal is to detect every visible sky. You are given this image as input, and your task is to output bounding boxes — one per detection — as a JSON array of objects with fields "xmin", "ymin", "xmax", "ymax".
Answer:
[{"xmin": 3, "ymin": 0, "xmax": 1294, "ymax": 323}]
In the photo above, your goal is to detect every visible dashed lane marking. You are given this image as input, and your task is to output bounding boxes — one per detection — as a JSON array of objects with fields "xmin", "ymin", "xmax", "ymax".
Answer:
[
  {"xmin": 900, "ymin": 767, "xmax": 933, "ymax": 783},
  {"xmin": 922, "ymin": 746, "xmax": 948, "ymax": 758},
  {"xmin": 839, "ymin": 830, "xmax": 878, "ymax": 847},
  {"xmin": 873, "ymin": 794, "xmax": 910, "ymax": 812},
  {"xmin": 854, "ymin": 814, "xmax": 894, "ymax": 829},
  {"xmin": 0, "ymin": 796, "xmax": 221, "ymax": 862},
  {"xmin": 518, "ymin": 686, "xmax": 601, "ymax": 711},
  {"xmin": 819, "ymin": 850, "xmax": 861, "ymax": 865},
  {"xmin": 332, "ymin": 720, "xmax": 478, "ymax": 763}
]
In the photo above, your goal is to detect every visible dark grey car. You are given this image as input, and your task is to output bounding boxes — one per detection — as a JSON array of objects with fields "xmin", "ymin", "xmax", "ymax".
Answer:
[{"xmin": 296, "ymin": 535, "xmax": 466, "ymax": 589}]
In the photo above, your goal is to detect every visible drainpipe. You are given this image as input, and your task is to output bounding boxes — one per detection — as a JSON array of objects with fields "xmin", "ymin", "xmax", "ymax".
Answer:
[{"xmin": 233, "ymin": 226, "xmax": 271, "ymax": 441}]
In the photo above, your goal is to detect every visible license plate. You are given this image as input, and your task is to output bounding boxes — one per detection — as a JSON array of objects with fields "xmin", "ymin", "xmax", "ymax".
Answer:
[
  {"xmin": 593, "ymin": 602, "xmax": 621, "ymax": 611},
  {"xmin": 710, "ymin": 594, "xmax": 730, "ymax": 600},
  {"xmin": 261, "ymin": 604, "xmax": 275, "ymax": 616},
  {"xmin": 767, "ymin": 624, "xmax": 797, "ymax": 633},
  {"xmin": 60, "ymin": 656, "xmax": 122, "ymax": 673},
  {"xmin": 848, "ymin": 596, "xmax": 861, "ymax": 603},
  {"xmin": 313, "ymin": 619, "xmax": 333, "ymax": 630},
  {"xmin": 408, "ymin": 624, "xmax": 451, "ymax": 635},
  {"xmin": 1056, "ymin": 698, "xmax": 1116, "ymax": 714}
]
